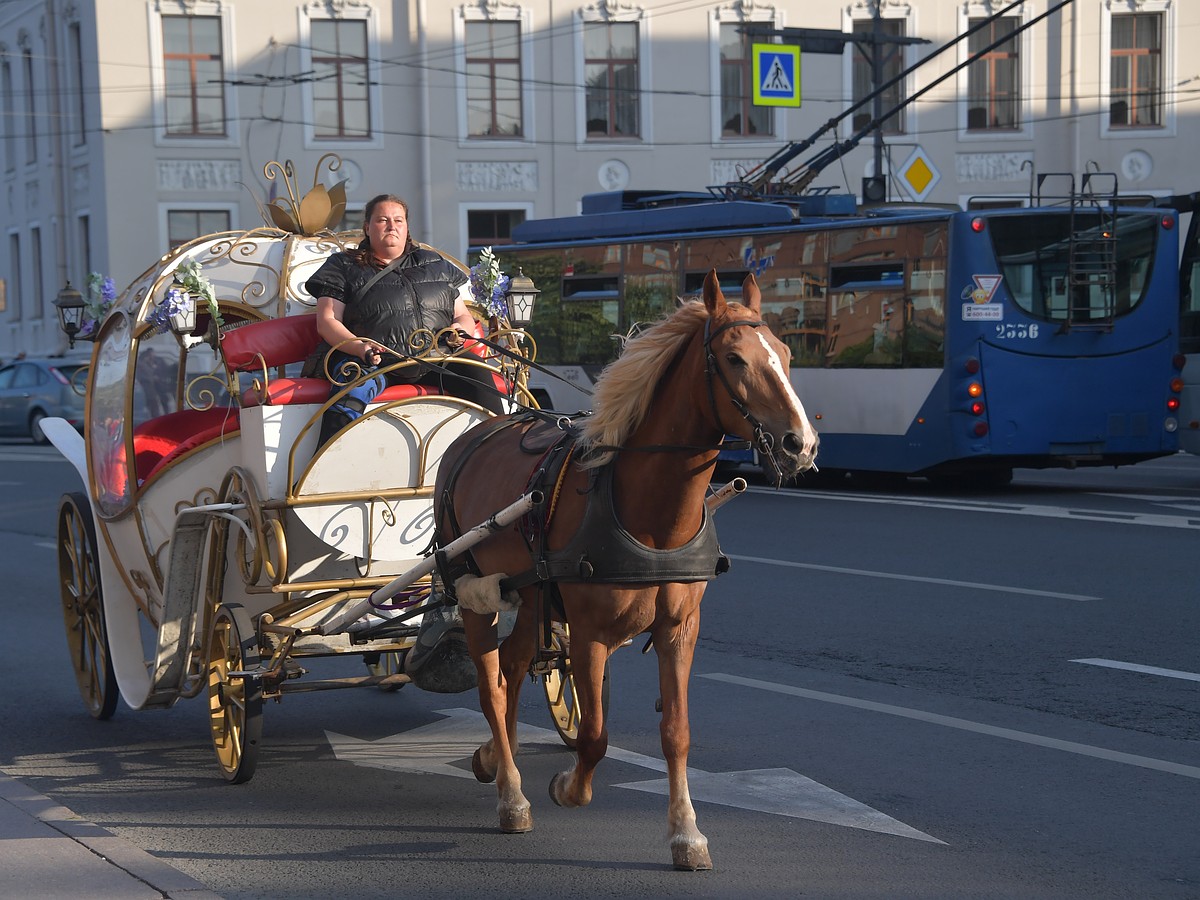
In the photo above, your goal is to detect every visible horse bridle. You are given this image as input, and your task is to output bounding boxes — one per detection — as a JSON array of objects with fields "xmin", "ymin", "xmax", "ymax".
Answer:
[{"xmin": 703, "ymin": 316, "xmax": 784, "ymax": 483}]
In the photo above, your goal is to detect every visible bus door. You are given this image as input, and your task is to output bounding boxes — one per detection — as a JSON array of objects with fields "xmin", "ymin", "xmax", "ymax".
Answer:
[{"xmin": 1173, "ymin": 193, "xmax": 1200, "ymax": 450}]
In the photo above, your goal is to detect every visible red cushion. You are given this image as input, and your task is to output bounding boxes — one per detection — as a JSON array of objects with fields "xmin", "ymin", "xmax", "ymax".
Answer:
[
  {"xmin": 222, "ymin": 315, "xmax": 320, "ymax": 372},
  {"xmin": 132, "ymin": 407, "xmax": 241, "ymax": 485}
]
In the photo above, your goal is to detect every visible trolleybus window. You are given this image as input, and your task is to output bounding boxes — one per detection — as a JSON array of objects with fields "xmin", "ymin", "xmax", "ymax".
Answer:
[{"xmin": 988, "ymin": 213, "xmax": 1157, "ymax": 321}]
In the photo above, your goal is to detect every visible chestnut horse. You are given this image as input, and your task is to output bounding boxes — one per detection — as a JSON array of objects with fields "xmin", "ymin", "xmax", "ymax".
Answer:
[{"xmin": 433, "ymin": 270, "xmax": 818, "ymax": 869}]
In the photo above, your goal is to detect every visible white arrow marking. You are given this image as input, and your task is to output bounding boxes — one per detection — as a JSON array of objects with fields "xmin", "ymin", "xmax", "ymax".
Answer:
[{"xmin": 326, "ymin": 708, "xmax": 943, "ymax": 843}]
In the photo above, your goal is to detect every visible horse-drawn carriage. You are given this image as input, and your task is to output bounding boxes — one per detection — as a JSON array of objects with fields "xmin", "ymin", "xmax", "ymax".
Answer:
[{"xmin": 48, "ymin": 159, "xmax": 819, "ymax": 870}]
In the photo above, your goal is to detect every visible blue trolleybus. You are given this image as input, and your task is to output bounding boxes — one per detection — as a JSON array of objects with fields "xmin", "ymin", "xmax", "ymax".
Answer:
[{"xmin": 492, "ymin": 179, "xmax": 1188, "ymax": 486}]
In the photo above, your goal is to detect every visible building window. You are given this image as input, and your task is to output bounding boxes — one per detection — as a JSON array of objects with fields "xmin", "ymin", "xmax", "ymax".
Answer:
[
  {"xmin": 468, "ymin": 209, "xmax": 526, "ymax": 247},
  {"xmin": 851, "ymin": 19, "xmax": 904, "ymax": 135},
  {"xmin": 167, "ymin": 209, "xmax": 230, "ymax": 251},
  {"xmin": 311, "ymin": 19, "xmax": 370, "ymax": 139},
  {"xmin": 720, "ymin": 23, "xmax": 771, "ymax": 138},
  {"xmin": 584, "ymin": 21, "xmax": 639, "ymax": 138},
  {"xmin": 68, "ymin": 22, "xmax": 86, "ymax": 146},
  {"xmin": 465, "ymin": 20, "xmax": 523, "ymax": 138},
  {"xmin": 22, "ymin": 49, "xmax": 36, "ymax": 162},
  {"xmin": 1110, "ymin": 12, "xmax": 1162, "ymax": 128},
  {"xmin": 30, "ymin": 226, "xmax": 42, "ymax": 319},
  {"xmin": 8, "ymin": 233, "xmax": 20, "ymax": 321},
  {"xmin": 162, "ymin": 15, "xmax": 225, "ymax": 136},
  {"xmin": 2, "ymin": 60, "xmax": 14, "ymax": 172},
  {"xmin": 967, "ymin": 16, "xmax": 1020, "ymax": 130}
]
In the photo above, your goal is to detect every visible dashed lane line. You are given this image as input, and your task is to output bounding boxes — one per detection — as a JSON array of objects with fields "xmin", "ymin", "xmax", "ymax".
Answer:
[
  {"xmin": 700, "ymin": 672, "xmax": 1200, "ymax": 780},
  {"xmin": 1071, "ymin": 658, "xmax": 1200, "ymax": 683},
  {"xmin": 727, "ymin": 553, "xmax": 1098, "ymax": 601}
]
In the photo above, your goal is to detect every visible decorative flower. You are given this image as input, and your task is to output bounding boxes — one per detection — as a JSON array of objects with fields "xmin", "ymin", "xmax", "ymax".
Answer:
[
  {"xmin": 147, "ymin": 260, "xmax": 224, "ymax": 334},
  {"xmin": 470, "ymin": 246, "xmax": 511, "ymax": 319},
  {"xmin": 79, "ymin": 272, "xmax": 116, "ymax": 338},
  {"xmin": 146, "ymin": 286, "xmax": 193, "ymax": 335}
]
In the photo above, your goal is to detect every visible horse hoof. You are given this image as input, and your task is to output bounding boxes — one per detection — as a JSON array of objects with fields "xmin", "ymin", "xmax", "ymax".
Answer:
[
  {"xmin": 500, "ymin": 805, "xmax": 533, "ymax": 834},
  {"xmin": 548, "ymin": 772, "xmax": 564, "ymax": 807},
  {"xmin": 472, "ymin": 748, "xmax": 495, "ymax": 784},
  {"xmin": 671, "ymin": 840, "xmax": 713, "ymax": 871}
]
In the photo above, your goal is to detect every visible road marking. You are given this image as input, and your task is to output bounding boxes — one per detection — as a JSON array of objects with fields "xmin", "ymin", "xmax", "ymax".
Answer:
[
  {"xmin": 749, "ymin": 486, "xmax": 1200, "ymax": 530},
  {"xmin": 327, "ymin": 707, "xmax": 942, "ymax": 842},
  {"xmin": 699, "ymin": 673, "xmax": 1200, "ymax": 780},
  {"xmin": 727, "ymin": 554, "xmax": 1097, "ymax": 601},
  {"xmin": 1071, "ymin": 658, "xmax": 1200, "ymax": 683}
]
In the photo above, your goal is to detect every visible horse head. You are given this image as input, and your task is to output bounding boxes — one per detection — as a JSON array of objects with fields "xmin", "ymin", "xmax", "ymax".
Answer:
[{"xmin": 701, "ymin": 269, "xmax": 819, "ymax": 482}]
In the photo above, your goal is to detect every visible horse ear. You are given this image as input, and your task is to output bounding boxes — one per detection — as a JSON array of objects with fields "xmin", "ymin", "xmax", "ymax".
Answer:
[
  {"xmin": 742, "ymin": 273, "xmax": 761, "ymax": 314},
  {"xmin": 703, "ymin": 268, "xmax": 727, "ymax": 316}
]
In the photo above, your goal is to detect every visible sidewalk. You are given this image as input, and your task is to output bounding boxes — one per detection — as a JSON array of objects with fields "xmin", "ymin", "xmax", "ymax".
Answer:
[{"xmin": 0, "ymin": 771, "xmax": 221, "ymax": 900}]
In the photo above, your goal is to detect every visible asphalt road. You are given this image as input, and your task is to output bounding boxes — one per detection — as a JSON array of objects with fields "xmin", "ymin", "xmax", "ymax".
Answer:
[{"xmin": 1, "ymin": 443, "xmax": 1198, "ymax": 899}]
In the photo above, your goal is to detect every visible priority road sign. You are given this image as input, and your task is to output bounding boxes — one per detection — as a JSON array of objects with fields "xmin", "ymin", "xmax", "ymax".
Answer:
[{"xmin": 752, "ymin": 44, "xmax": 801, "ymax": 107}]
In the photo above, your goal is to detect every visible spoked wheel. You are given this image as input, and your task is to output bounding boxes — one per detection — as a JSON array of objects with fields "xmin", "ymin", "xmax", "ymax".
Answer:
[
  {"xmin": 542, "ymin": 624, "xmax": 610, "ymax": 748},
  {"xmin": 207, "ymin": 603, "xmax": 263, "ymax": 784},
  {"xmin": 57, "ymin": 492, "xmax": 117, "ymax": 720}
]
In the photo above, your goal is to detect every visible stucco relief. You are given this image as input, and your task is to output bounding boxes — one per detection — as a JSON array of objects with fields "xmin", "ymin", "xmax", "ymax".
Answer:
[
  {"xmin": 156, "ymin": 160, "xmax": 241, "ymax": 192},
  {"xmin": 456, "ymin": 161, "xmax": 538, "ymax": 192},
  {"xmin": 954, "ymin": 151, "xmax": 1034, "ymax": 182}
]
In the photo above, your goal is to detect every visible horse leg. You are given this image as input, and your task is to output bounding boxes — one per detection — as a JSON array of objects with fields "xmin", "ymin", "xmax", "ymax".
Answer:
[
  {"xmin": 496, "ymin": 599, "xmax": 539, "ymax": 757},
  {"xmin": 462, "ymin": 609, "xmax": 532, "ymax": 833},
  {"xmin": 548, "ymin": 636, "xmax": 608, "ymax": 809},
  {"xmin": 655, "ymin": 614, "xmax": 712, "ymax": 871}
]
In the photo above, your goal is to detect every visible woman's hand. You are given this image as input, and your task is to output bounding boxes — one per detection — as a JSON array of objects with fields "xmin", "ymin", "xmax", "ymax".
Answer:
[{"xmin": 360, "ymin": 341, "xmax": 383, "ymax": 365}]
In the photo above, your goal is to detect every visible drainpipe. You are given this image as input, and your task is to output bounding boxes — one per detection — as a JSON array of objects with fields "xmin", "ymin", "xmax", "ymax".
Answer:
[
  {"xmin": 47, "ymin": 0, "xmax": 71, "ymax": 355},
  {"xmin": 1068, "ymin": 1, "xmax": 1080, "ymax": 178},
  {"xmin": 416, "ymin": 0, "xmax": 434, "ymax": 242}
]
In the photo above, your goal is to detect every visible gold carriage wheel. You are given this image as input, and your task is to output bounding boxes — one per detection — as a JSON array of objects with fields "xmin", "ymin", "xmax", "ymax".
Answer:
[
  {"xmin": 207, "ymin": 603, "xmax": 263, "ymax": 784},
  {"xmin": 542, "ymin": 624, "xmax": 610, "ymax": 749},
  {"xmin": 57, "ymin": 492, "xmax": 117, "ymax": 720}
]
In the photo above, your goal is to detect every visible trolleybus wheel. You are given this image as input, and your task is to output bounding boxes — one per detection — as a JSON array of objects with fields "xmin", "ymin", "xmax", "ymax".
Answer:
[
  {"xmin": 57, "ymin": 492, "xmax": 118, "ymax": 720},
  {"xmin": 207, "ymin": 603, "xmax": 262, "ymax": 784},
  {"xmin": 542, "ymin": 624, "xmax": 609, "ymax": 748}
]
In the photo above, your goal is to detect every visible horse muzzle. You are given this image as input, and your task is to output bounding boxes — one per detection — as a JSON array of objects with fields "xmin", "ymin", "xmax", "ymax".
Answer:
[{"xmin": 766, "ymin": 428, "xmax": 819, "ymax": 482}]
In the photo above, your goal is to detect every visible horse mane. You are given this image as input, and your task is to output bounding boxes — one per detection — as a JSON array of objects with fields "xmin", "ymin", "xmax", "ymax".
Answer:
[{"xmin": 577, "ymin": 299, "xmax": 710, "ymax": 468}]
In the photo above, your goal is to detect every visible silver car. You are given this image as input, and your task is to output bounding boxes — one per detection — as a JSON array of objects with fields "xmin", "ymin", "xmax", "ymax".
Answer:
[{"xmin": 0, "ymin": 357, "xmax": 87, "ymax": 444}]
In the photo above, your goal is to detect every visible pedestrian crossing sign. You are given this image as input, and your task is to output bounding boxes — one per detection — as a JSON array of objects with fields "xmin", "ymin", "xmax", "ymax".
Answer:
[{"xmin": 752, "ymin": 44, "xmax": 801, "ymax": 107}]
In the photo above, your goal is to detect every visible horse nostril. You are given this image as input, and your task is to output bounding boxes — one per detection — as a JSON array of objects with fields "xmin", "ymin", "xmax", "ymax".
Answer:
[{"xmin": 782, "ymin": 432, "xmax": 803, "ymax": 455}]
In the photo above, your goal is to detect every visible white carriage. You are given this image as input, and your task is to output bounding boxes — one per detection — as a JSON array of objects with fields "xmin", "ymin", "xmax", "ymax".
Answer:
[{"xmin": 47, "ymin": 160, "xmax": 577, "ymax": 783}]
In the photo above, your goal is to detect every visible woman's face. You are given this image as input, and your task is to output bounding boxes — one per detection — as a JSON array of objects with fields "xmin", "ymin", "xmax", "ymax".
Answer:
[{"xmin": 365, "ymin": 201, "xmax": 409, "ymax": 262}]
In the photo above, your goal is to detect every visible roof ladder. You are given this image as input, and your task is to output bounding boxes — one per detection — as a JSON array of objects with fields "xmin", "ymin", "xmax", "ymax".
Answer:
[{"xmin": 1065, "ymin": 172, "xmax": 1119, "ymax": 333}]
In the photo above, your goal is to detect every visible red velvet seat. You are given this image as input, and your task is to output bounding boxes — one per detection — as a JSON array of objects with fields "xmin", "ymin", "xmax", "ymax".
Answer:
[{"xmin": 131, "ymin": 406, "xmax": 241, "ymax": 486}]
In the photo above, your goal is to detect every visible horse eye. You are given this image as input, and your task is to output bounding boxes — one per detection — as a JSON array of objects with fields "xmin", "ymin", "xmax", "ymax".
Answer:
[{"xmin": 725, "ymin": 352, "xmax": 746, "ymax": 368}]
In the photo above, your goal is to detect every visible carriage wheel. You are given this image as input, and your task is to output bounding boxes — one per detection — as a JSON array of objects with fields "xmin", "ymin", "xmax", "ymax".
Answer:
[
  {"xmin": 57, "ymin": 492, "xmax": 118, "ymax": 720},
  {"xmin": 207, "ymin": 603, "xmax": 263, "ymax": 784},
  {"xmin": 542, "ymin": 624, "xmax": 610, "ymax": 748}
]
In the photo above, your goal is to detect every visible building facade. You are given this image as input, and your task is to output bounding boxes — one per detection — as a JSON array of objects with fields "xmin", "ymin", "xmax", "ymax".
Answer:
[{"xmin": 0, "ymin": 0, "xmax": 1193, "ymax": 359}]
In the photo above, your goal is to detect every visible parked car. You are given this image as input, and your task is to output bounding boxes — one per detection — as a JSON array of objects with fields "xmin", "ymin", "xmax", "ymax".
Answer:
[{"xmin": 0, "ymin": 357, "xmax": 87, "ymax": 443}]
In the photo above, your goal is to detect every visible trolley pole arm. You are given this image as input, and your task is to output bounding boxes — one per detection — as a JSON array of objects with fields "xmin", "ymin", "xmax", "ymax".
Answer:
[
  {"xmin": 737, "ymin": 0, "xmax": 1028, "ymax": 194},
  {"xmin": 318, "ymin": 489, "xmax": 545, "ymax": 636},
  {"xmin": 784, "ymin": 0, "xmax": 1075, "ymax": 194}
]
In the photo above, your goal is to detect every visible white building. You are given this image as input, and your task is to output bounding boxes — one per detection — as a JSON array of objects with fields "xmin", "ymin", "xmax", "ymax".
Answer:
[{"xmin": 0, "ymin": 0, "xmax": 1193, "ymax": 359}]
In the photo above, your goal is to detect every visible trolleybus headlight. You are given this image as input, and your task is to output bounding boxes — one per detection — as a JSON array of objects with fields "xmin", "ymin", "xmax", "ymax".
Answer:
[
  {"xmin": 970, "ymin": 400, "xmax": 985, "ymax": 416},
  {"xmin": 967, "ymin": 382, "xmax": 983, "ymax": 398},
  {"xmin": 1165, "ymin": 418, "xmax": 1179, "ymax": 433},
  {"xmin": 1162, "ymin": 216, "xmax": 1174, "ymax": 230},
  {"xmin": 971, "ymin": 217, "xmax": 986, "ymax": 233},
  {"xmin": 1170, "ymin": 377, "xmax": 1184, "ymax": 392},
  {"xmin": 1167, "ymin": 396, "xmax": 1181, "ymax": 412}
]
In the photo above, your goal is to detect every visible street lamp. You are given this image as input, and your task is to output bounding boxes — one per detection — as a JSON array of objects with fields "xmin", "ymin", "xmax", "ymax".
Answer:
[
  {"xmin": 54, "ymin": 282, "xmax": 86, "ymax": 349},
  {"xmin": 504, "ymin": 267, "xmax": 539, "ymax": 327}
]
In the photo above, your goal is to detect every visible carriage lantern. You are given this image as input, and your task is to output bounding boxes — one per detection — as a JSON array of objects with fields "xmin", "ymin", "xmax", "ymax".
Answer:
[
  {"xmin": 54, "ymin": 282, "xmax": 86, "ymax": 349},
  {"xmin": 504, "ymin": 267, "xmax": 539, "ymax": 327}
]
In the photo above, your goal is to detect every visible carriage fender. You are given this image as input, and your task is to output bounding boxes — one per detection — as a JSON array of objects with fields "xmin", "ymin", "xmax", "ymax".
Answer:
[{"xmin": 41, "ymin": 416, "xmax": 88, "ymax": 483}]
